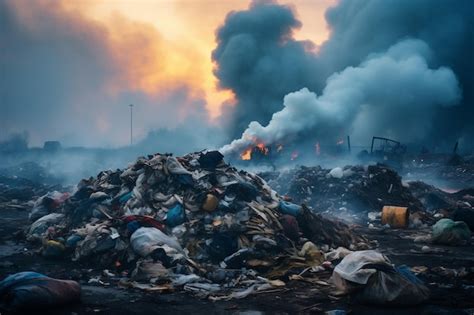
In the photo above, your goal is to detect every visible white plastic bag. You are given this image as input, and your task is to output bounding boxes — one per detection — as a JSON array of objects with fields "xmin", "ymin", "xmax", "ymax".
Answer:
[{"xmin": 130, "ymin": 227, "xmax": 183, "ymax": 257}]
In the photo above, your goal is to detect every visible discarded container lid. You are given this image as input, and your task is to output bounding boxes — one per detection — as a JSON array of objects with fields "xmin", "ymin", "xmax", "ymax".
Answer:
[{"xmin": 381, "ymin": 206, "xmax": 409, "ymax": 228}]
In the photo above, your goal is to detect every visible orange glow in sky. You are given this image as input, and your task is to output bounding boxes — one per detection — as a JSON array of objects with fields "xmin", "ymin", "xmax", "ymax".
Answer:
[{"xmin": 64, "ymin": 0, "xmax": 335, "ymax": 118}]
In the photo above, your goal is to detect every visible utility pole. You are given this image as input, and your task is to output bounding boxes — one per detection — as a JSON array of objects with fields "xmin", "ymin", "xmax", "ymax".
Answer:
[
  {"xmin": 129, "ymin": 104, "xmax": 134, "ymax": 145},
  {"xmin": 347, "ymin": 135, "xmax": 351, "ymax": 153}
]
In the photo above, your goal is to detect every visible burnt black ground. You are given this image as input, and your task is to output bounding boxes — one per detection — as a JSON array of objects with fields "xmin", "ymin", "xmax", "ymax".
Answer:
[{"xmin": 1, "ymin": 207, "xmax": 473, "ymax": 314}]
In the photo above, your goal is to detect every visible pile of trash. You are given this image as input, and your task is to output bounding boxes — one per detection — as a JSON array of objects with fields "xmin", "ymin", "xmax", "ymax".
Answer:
[
  {"xmin": 0, "ymin": 162, "xmax": 65, "ymax": 211},
  {"xmin": 26, "ymin": 151, "xmax": 367, "ymax": 298},
  {"xmin": 261, "ymin": 164, "xmax": 424, "ymax": 220}
]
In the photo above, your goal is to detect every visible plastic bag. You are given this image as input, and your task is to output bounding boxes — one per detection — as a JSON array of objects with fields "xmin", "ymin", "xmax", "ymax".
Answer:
[
  {"xmin": 166, "ymin": 204, "xmax": 186, "ymax": 227},
  {"xmin": 329, "ymin": 167, "xmax": 344, "ymax": 179},
  {"xmin": 332, "ymin": 251, "xmax": 429, "ymax": 306},
  {"xmin": 0, "ymin": 272, "xmax": 81, "ymax": 310},
  {"xmin": 432, "ymin": 218, "xmax": 470, "ymax": 245},
  {"xmin": 356, "ymin": 265, "xmax": 430, "ymax": 306},
  {"xmin": 28, "ymin": 213, "xmax": 64, "ymax": 238},
  {"xmin": 130, "ymin": 227, "xmax": 183, "ymax": 257},
  {"xmin": 333, "ymin": 250, "xmax": 390, "ymax": 285}
]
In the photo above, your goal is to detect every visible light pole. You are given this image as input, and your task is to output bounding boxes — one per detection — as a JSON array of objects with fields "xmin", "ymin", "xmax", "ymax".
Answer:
[{"xmin": 129, "ymin": 104, "xmax": 134, "ymax": 145}]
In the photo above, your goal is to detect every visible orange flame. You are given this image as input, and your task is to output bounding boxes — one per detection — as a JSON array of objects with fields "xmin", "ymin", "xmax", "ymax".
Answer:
[
  {"xmin": 241, "ymin": 148, "xmax": 252, "ymax": 160},
  {"xmin": 256, "ymin": 142, "xmax": 269, "ymax": 155},
  {"xmin": 240, "ymin": 136, "xmax": 269, "ymax": 160}
]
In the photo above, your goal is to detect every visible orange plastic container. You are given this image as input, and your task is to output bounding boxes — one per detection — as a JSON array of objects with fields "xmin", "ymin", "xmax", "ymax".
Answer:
[{"xmin": 381, "ymin": 206, "xmax": 409, "ymax": 228}]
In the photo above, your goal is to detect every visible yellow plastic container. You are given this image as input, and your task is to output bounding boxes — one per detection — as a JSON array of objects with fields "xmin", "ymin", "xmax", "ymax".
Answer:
[
  {"xmin": 381, "ymin": 206, "xmax": 409, "ymax": 228},
  {"xmin": 202, "ymin": 194, "xmax": 219, "ymax": 212}
]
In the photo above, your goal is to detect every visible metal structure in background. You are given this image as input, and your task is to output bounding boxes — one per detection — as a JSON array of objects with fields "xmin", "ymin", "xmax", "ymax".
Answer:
[
  {"xmin": 370, "ymin": 136, "xmax": 406, "ymax": 169},
  {"xmin": 370, "ymin": 136, "xmax": 402, "ymax": 155},
  {"xmin": 129, "ymin": 104, "xmax": 134, "ymax": 145}
]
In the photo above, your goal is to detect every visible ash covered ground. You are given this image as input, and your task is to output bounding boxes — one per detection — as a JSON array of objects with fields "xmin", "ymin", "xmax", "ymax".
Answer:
[{"xmin": 0, "ymin": 150, "xmax": 473, "ymax": 314}]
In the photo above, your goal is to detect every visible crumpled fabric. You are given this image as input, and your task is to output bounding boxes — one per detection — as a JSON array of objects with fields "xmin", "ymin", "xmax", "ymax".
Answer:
[{"xmin": 165, "ymin": 157, "xmax": 192, "ymax": 175}]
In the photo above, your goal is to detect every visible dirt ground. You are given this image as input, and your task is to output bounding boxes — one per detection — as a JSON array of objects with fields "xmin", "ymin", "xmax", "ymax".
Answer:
[{"xmin": 1, "ymin": 206, "xmax": 473, "ymax": 314}]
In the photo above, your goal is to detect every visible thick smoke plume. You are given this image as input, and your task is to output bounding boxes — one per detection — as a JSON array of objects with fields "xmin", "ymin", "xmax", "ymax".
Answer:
[
  {"xmin": 212, "ymin": 1, "xmax": 321, "ymax": 139},
  {"xmin": 220, "ymin": 40, "xmax": 461, "ymax": 155},
  {"xmin": 215, "ymin": 0, "xmax": 473, "ymax": 150}
]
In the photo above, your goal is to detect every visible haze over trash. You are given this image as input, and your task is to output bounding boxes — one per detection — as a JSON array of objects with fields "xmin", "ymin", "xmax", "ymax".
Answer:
[{"xmin": 1, "ymin": 0, "xmax": 473, "ymax": 153}]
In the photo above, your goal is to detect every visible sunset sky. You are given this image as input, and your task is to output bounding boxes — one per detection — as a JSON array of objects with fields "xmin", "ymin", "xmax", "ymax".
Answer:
[
  {"xmin": 2, "ymin": 0, "xmax": 471, "ymax": 150},
  {"xmin": 81, "ymin": 0, "xmax": 335, "ymax": 117},
  {"xmin": 2, "ymin": 0, "xmax": 334, "ymax": 146}
]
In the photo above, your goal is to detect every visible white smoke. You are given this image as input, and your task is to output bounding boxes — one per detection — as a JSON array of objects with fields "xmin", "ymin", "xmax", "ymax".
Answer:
[{"xmin": 220, "ymin": 39, "xmax": 461, "ymax": 155}]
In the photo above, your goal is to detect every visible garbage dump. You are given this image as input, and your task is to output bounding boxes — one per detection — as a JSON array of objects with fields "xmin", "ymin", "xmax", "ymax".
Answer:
[
  {"xmin": 23, "ymin": 151, "xmax": 368, "ymax": 298},
  {"xmin": 1, "ymin": 152, "xmax": 473, "ymax": 313},
  {"xmin": 261, "ymin": 164, "xmax": 424, "ymax": 222}
]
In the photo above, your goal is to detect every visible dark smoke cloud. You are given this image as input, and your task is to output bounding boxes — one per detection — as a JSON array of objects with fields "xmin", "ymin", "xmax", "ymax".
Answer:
[
  {"xmin": 221, "ymin": 39, "xmax": 461, "ymax": 155},
  {"xmin": 212, "ymin": 1, "xmax": 321, "ymax": 139},
  {"xmin": 320, "ymin": 0, "xmax": 474, "ymax": 147},
  {"xmin": 0, "ymin": 0, "xmax": 218, "ymax": 149},
  {"xmin": 215, "ymin": 0, "xmax": 474, "ymax": 150}
]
